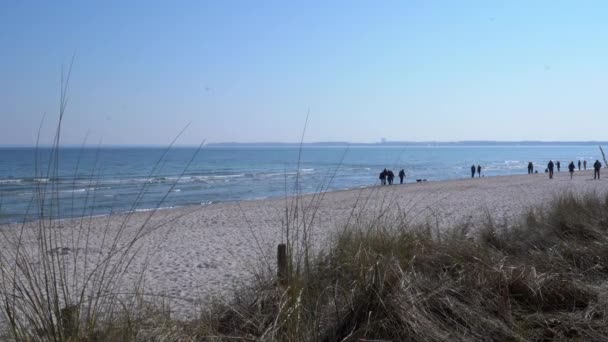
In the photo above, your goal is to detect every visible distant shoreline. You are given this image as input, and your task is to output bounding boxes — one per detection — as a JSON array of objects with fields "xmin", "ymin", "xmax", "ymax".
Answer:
[
  {"xmin": 2, "ymin": 141, "xmax": 608, "ymax": 148},
  {"xmin": 207, "ymin": 141, "xmax": 608, "ymax": 147}
]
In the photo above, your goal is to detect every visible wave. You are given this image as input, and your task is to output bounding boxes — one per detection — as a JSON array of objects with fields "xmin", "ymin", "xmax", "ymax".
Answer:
[
  {"xmin": 134, "ymin": 206, "xmax": 177, "ymax": 213},
  {"xmin": 189, "ymin": 174, "xmax": 245, "ymax": 182},
  {"xmin": 57, "ymin": 187, "xmax": 112, "ymax": 194},
  {"xmin": 3, "ymin": 170, "xmax": 323, "ymax": 188},
  {"xmin": 98, "ymin": 174, "xmax": 248, "ymax": 185},
  {"xmin": 1, "ymin": 177, "xmax": 82, "ymax": 184},
  {"xmin": 17, "ymin": 186, "xmax": 112, "ymax": 196},
  {"xmin": 0, "ymin": 179, "xmax": 23, "ymax": 184}
]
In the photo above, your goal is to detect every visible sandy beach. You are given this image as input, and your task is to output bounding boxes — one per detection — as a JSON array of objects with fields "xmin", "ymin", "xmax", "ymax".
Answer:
[{"xmin": 3, "ymin": 169, "xmax": 608, "ymax": 318}]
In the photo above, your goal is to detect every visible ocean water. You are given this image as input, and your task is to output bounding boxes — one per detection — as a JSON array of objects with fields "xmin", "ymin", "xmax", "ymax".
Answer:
[{"xmin": 0, "ymin": 145, "xmax": 604, "ymax": 222}]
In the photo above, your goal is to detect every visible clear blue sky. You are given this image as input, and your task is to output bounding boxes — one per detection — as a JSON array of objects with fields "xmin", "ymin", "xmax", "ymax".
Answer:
[{"xmin": 2, "ymin": 0, "xmax": 608, "ymax": 145}]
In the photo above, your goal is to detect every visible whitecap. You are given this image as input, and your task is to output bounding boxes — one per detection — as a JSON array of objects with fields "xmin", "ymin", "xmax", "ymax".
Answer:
[
  {"xmin": 134, "ymin": 206, "xmax": 176, "ymax": 213},
  {"xmin": 0, "ymin": 179, "xmax": 23, "ymax": 184}
]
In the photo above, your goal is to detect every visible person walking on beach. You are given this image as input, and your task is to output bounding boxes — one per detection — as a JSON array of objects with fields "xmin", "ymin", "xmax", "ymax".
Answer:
[
  {"xmin": 528, "ymin": 162, "xmax": 534, "ymax": 174},
  {"xmin": 547, "ymin": 160, "xmax": 554, "ymax": 179},
  {"xmin": 471, "ymin": 165, "xmax": 476, "ymax": 178},
  {"xmin": 477, "ymin": 165, "xmax": 482, "ymax": 177},
  {"xmin": 568, "ymin": 161, "xmax": 575, "ymax": 179},
  {"xmin": 584, "ymin": 160, "xmax": 587, "ymax": 170},
  {"xmin": 578, "ymin": 160, "xmax": 581, "ymax": 170},
  {"xmin": 379, "ymin": 169, "xmax": 387, "ymax": 185},
  {"xmin": 556, "ymin": 161, "xmax": 560, "ymax": 172},
  {"xmin": 387, "ymin": 170, "xmax": 395, "ymax": 185},
  {"xmin": 594, "ymin": 160, "xmax": 602, "ymax": 179},
  {"xmin": 398, "ymin": 169, "xmax": 405, "ymax": 184}
]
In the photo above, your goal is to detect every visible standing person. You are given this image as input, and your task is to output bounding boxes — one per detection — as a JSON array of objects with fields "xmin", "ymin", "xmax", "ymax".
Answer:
[
  {"xmin": 528, "ymin": 162, "xmax": 534, "ymax": 174},
  {"xmin": 387, "ymin": 170, "xmax": 395, "ymax": 185},
  {"xmin": 584, "ymin": 160, "xmax": 587, "ymax": 170},
  {"xmin": 471, "ymin": 164, "xmax": 476, "ymax": 178},
  {"xmin": 578, "ymin": 160, "xmax": 581, "ymax": 170},
  {"xmin": 477, "ymin": 165, "xmax": 482, "ymax": 177},
  {"xmin": 398, "ymin": 169, "xmax": 405, "ymax": 184},
  {"xmin": 379, "ymin": 169, "xmax": 387, "ymax": 185},
  {"xmin": 548, "ymin": 160, "xmax": 554, "ymax": 179},
  {"xmin": 568, "ymin": 161, "xmax": 575, "ymax": 179},
  {"xmin": 594, "ymin": 160, "xmax": 602, "ymax": 179},
  {"xmin": 556, "ymin": 161, "xmax": 561, "ymax": 172}
]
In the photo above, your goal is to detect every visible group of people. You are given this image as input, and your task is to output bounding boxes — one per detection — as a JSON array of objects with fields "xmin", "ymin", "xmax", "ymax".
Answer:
[
  {"xmin": 534, "ymin": 159, "xmax": 603, "ymax": 180},
  {"xmin": 470, "ymin": 165, "xmax": 482, "ymax": 178},
  {"xmin": 379, "ymin": 158, "xmax": 604, "ymax": 186},
  {"xmin": 379, "ymin": 168, "xmax": 406, "ymax": 185}
]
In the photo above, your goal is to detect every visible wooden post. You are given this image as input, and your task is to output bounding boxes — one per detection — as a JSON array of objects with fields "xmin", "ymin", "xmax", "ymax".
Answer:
[
  {"xmin": 60, "ymin": 305, "xmax": 78, "ymax": 338},
  {"xmin": 277, "ymin": 244, "xmax": 288, "ymax": 286}
]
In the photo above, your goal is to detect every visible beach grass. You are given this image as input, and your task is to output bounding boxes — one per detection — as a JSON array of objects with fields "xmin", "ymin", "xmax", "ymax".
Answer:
[
  {"xmin": 0, "ymin": 66, "xmax": 202, "ymax": 341},
  {"xmin": 1, "ymin": 190, "xmax": 599, "ymax": 341},
  {"xmin": 3, "ymin": 175, "xmax": 608, "ymax": 341},
  {"xmin": 180, "ymin": 192, "xmax": 608, "ymax": 342}
]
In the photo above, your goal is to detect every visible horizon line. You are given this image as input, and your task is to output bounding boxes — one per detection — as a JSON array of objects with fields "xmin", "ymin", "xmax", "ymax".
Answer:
[{"xmin": 2, "ymin": 140, "xmax": 608, "ymax": 148}]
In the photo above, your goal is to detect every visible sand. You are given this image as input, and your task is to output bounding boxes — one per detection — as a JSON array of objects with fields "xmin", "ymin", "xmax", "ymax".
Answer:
[{"xmin": 2, "ymin": 169, "xmax": 608, "ymax": 318}]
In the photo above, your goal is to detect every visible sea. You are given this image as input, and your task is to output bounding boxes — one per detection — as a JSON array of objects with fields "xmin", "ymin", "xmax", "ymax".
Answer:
[{"xmin": 0, "ymin": 144, "xmax": 604, "ymax": 223}]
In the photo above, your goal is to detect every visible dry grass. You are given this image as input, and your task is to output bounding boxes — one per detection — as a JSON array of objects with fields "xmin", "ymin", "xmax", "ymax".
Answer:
[
  {"xmin": 187, "ymin": 192, "xmax": 608, "ymax": 342},
  {"xmin": 0, "ymin": 65, "xmax": 202, "ymax": 341},
  {"xmin": 3, "ymin": 190, "xmax": 608, "ymax": 341}
]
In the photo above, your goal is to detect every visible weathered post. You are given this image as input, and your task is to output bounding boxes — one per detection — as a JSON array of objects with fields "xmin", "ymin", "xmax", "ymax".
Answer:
[
  {"xmin": 277, "ymin": 243, "xmax": 288, "ymax": 287},
  {"xmin": 60, "ymin": 305, "xmax": 78, "ymax": 339}
]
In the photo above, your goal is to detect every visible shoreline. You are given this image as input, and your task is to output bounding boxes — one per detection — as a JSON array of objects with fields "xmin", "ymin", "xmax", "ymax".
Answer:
[
  {"xmin": 2, "ymin": 169, "xmax": 608, "ymax": 318},
  {"xmin": 2, "ymin": 169, "xmax": 591, "ymax": 225},
  {"xmin": 75, "ymin": 168, "xmax": 608, "ymax": 222}
]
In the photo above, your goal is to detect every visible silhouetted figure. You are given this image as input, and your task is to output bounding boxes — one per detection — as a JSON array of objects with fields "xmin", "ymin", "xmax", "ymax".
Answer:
[
  {"xmin": 568, "ymin": 161, "xmax": 575, "ymax": 179},
  {"xmin": 528, "ymin": 162, "xmax": 534, "ymax": 174},
  {"xmin": 477, "ymin": 165, "xmax": 482, "ymax": 177},
  {"xmin": 387, "ymin": 170, "xmax": 395, "ymax": 185},
  {"xmin": 548, "ymin": 160, "xmax": 554, "ymax": 179},
  {"xmin": 379, "ymin": 169, "xmax": 387, "ymax": 185},
  {"xmin": 471, "ymin": 165, "xmax": 476, "ymax": 178},
  {"xmin": 578, "ymin": 160, "xmax": 581, "ymax": 170},
  {"xmin": 398, "ymin": 169, "xmax": 405, "ymax": 184},
  {"xmin": 584, "ymin": 160, "xmax": 587, "ymax": 170},
  {"xmin": 556, "ymin": 161, "xmax": 560, "ymax": 172},
  {"xmin": 594, "ymin": 160, "xmax": 602, "ymax": 179}
]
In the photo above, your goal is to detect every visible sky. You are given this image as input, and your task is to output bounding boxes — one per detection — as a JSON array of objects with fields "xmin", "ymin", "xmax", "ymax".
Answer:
[{"xmin": 1, "ymin": 0, "xmax": 608, "ymax": 145}]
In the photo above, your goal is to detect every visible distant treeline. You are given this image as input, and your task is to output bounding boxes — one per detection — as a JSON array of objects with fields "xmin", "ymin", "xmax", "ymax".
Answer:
[
  {"xmin": 4, "ymin": 141, "xmax": 607, "ymax": 148},
  {"xmin": 207, "ymin": 141, "xmax": 608, "ymax": 147}
]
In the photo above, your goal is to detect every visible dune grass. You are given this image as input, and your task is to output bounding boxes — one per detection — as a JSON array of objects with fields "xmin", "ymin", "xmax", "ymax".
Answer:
[
  {"xmin": 179, "ymin": 192, "xmax": 608, "ymax": 342},
  {"xmin": 0, "ymin": 66, "xmax": 202, "ymax": 341},
  {"xmin": 3, "ymin": 184, "xmax": 608, "ymax": 341}
]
